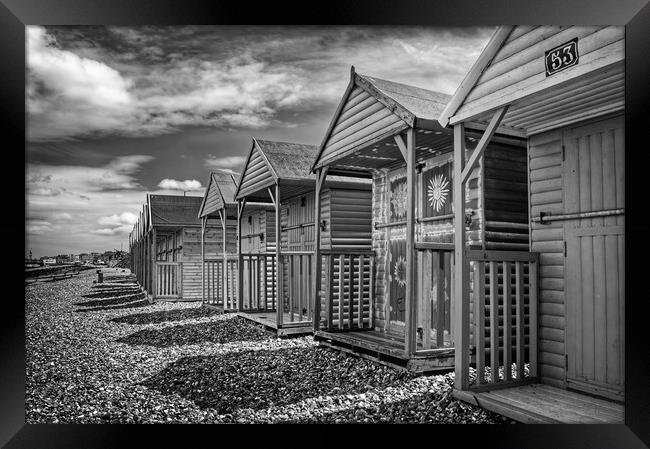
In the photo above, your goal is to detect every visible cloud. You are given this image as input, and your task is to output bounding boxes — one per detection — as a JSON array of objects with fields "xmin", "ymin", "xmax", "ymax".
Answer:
[
  {"xmin": 52, "ymin": 212, "xmax": 72, "ymax": 221},
  {"xmin": 98, "ymin": 211, "xmax": 138, "ymax": 227},
  {"xmin": 27, "ymin": 26, "xmax": 137, "ymax": 141},
  {"xmin": 27, "ymin": 155, "xmax": 154, "ymax": 198},
  {"xmin": 93, "ymin": 226, "xmax": 133, "ymax": 236},
  {"xmin": 26, "ymin": 155, "xmax": 155, "ymax": 253},
  {"xmin": 28, "ymin": 26, "xmax": 495, "ymax": 142},
  {"xmin": 27, "ymin": 220, "xmax": 53, "ymax": 235},
  {"xmin": 157, "ymin": 178, "xmax": 203, "ymax": 191},
  {"xmin": 205, "ymin": 155, "xmax": 245, "ymax": 170}
]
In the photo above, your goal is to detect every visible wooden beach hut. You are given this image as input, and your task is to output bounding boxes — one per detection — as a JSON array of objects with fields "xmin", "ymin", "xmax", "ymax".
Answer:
[
  {"xmin": 438, "ymin": 26, "xmax": 624, "ymax": 423},
  {"xmin": 129, "ymin": 193, "xmax": 206, "ymax": 301},
  {"xmin": 310, "ymin": 67, "xmax": 530, "ymax": 373},
  {"xmin": 234, "ymin": 138, "xmax": 372, "ymax": 337},
  {"xmin": 198, "ymin": 170, "xmax": 275, "ymax": 311}
]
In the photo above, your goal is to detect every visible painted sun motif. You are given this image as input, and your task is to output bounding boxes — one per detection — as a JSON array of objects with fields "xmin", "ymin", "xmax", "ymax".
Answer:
[
  {"xmin": 427, "ymin": 173, "xmax": 450, "ymax": 212},
  {"xmin": 393, "ymin": 256, "xmax": 407, "ymax": 287}
]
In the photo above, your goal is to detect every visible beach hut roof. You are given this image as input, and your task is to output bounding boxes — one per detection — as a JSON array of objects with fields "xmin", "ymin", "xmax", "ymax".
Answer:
[
  {"xmin": 148, "ymin": 194, "xmax": 203, "ymax": 228},
  {"xmin": 198, "ymin": 170, "xmax": 240, "ymax": 218}
]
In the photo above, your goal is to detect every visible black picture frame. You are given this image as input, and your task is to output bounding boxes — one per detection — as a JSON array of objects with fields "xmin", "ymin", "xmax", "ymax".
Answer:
[{"xmin": 4, "ymin": 0, "xmax": 650, "ymax": 447}]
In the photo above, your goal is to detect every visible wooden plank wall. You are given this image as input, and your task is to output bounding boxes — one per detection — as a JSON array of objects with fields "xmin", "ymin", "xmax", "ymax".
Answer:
[
  {"xmin": 280, "ymin": 191, "xmax": 330, "ymax": 311},
  {"xmin": 329, "ymin": 188, "xmax": 372, "ymax": 249},
  {"xmin": 238, "ymin": 145, "xmax": 275, "ymax": 198},
  {"xmin": 454, "ymin": 26, "xmax": 625, "ymax": 123},
  {"xmin": 241, "ymin": 210, "xmax": 266, "ymax": 253},
  {"xmin": 202, "ymin": 178, "xmax": 224, "ymax": 217},
  {"xmin": 528, "ymin": 129, "xmax": 566, "ymax": 387},
  {"xmin": 319, "ymin": 85, "xmax": 407, "ymax": 167},
  {"xmin": 264, "ymin": 210, "xmax": 277, "ymax": 253},
  {"xmin": 372, "ymin": 141, "xmax": 528, "ymax": 331},
  {"xmin": 180, "ymin": 227, "xmax": 208, "ymax": 301},
  {"xmin": 483, "ymin": 142, "xmax": 530, "ymax": 250}
]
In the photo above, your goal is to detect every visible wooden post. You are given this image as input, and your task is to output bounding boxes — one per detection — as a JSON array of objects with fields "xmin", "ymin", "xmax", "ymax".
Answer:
[
  {"xmin": 275, "ymin": 183, "xmax": 283, "ymax": 327},
  {"xmin": 453, "ymin": 123, "xmax": 470, "ymax": 390},
  {"xmin": 237, "ymin": 200, "xmax": 246, "ymax": 311},
  {"xmin": 312, "ymin": 167, "xmax": 328, "ymax": 331},
  {"xmin": 405, "ymin": 128, "xmax": 417, "ymax": 356},
  {"xmin": 201, "ymin": 216, "xmax": 206, "ymax": 304},
  {"xmin": 152, "ymin": 227, "xmax": 157, "ymax": 300},
  {"xmin": 221, "ymin": 209, "xmax": 228, "ymax": 309}
]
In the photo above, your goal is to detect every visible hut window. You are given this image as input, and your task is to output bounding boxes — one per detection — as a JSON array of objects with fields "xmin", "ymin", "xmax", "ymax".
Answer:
[
  {"xmin": 300, "ymin": 196, "xmax": 306, "ymax": 207},
  {"xmin": 248, "ymin": 215, "xmax": 252, "ymax": 225}
]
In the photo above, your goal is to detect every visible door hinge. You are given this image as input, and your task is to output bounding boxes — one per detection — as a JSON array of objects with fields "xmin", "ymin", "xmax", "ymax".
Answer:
[
  {"xmin": 563, "ymin": 241, "xmax": 567, "ymax": 257},
  {"xmin": 562, "ymin": 145, "xmax": 565, "ymax": 161}
]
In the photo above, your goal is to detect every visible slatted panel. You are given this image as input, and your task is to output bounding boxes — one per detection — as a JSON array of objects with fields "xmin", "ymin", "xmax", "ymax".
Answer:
[
  {"xmin": 467, "ymin": 251, "xmax": 537, "ymax": 390},
  {"xmin": 323, "ymin": 252, "xmax": 374, "ymax": 330},
  {"xmin": 240, "ymin": 254, "xmax": 276, "ymax": 311},
  {"xmin": 320, "ymin": 85, "xmax": 407, "ymax": 167},
  {"xmin": 528, "ymin": 129, "xmax": 566, "ymax": 386},
  {"xmin": 156, "ymin": 262, "xmax": 181, "ymax": 298}
]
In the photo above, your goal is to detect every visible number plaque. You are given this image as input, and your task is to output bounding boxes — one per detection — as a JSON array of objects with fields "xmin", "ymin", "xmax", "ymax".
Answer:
[{"xmin": 545, "ymin": 38, "xmax": 579, "ymax": 76}]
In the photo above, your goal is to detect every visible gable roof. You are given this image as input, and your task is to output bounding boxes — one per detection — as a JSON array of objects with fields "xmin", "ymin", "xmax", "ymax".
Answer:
[
  {"xmin": 437, "ymin": 26, "xmax": 514, "ymax": 128},
  {"xmin": 234, "ymin": 138, "xmax": 318, "ymax": 200},
  {"xmin": 438, "ymin": 26, "xmax": 625, "ymax": 135},
  {"xmin": 311, "ymin": 66, "xmax": 451, "ymax": 172},
  {"xmin": 198, "ymin": 170, "xmax": 240, "ymax": 218},
  {"xmin": 148, "ymin": 194, "xmax": 203, "ymax": 228},
  {"xmin": 357, "ymin": 73, "xmax": 451, "ymax": 123},
  {"xmin": 256, "ymin": 139, "xmax": 319, "ymax": 180}
]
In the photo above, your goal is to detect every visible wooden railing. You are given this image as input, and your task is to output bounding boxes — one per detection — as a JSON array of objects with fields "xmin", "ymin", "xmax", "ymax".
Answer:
[
  {"xmin": 415, "ymin": 242, "xmax": 455, "ymax": 352},
  {"xmin": 282, "ymin": 252, "xmax": 314, "ymax": 323},
  {"xmin": 462, "ymin": 250, "xmax": 539, "ymax": 390},
  {"xmin": 203, "ymin": 256, "xmax": 238, "ymax": 310},
  {"xmin": 156, "ymin": 261, "xmax": 181, "ymax": 298},
  {"xmin": 319, "ymin": 250, "xmax": 375, "ymax": 331},
  {"xmin": 240, "ymin": 253, "xmax": 276, "ymax": 311}
]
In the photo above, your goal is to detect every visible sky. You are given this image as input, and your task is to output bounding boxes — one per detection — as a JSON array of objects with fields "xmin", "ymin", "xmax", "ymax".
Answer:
[{"xmin": 25, "ymin": 25, "xmax": 495, "ymax": 258}]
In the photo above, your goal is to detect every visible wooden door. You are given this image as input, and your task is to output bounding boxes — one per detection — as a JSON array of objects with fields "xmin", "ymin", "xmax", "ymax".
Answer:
[
  {"xmin": 386, "ymin": 170, "xmax": 408, "ymax": 328},
  {"xmin": 563, "ymin": 114, "xmax": 624, "ymax": 400}
]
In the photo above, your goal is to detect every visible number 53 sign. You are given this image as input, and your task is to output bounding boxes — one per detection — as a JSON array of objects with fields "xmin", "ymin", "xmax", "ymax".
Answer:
[{"xmin": 545, "ymin": 38, "xmax": 579, "ymax": 76}]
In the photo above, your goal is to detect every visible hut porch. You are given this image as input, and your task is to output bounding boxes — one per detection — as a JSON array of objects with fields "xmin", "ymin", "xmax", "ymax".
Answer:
[
  {"xmin": 237, "ymin": 311, "xmax": 312, "ymax": 337},
  {"xmin": 439, "ymin": 26, "xmax": 625, "ymax": 423},
  {"xmin": 453, "ymin": 384, "xmax": 623, "ymax": 424},
  {"xmin": 314, "ymin": 328, "xmax": 455, "ymax": 374},
  {"xmin": 234, "ymin": 138, "xmax": 372, "ymax": 337}
]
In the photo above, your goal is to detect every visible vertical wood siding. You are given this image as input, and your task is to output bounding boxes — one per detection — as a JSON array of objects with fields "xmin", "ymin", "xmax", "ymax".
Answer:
[
  {"xmin": 563, "ymin": 115, "xmax": 624, "ymax": 397},
  {"xmin": 179, "ymin": 227, "xmax": 205, "ymax": 301},
  {"xmin": 528, "ymin": 129, "xmax": 566, "ymax": 387}
]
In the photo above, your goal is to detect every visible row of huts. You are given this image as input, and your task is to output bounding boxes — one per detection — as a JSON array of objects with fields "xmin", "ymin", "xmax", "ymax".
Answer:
[{"xmin": 129, "ymin": 26, "xmax": 625, "ymax": 423}]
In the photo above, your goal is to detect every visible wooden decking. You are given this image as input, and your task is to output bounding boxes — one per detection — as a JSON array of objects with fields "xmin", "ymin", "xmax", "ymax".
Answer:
[
  {"xmin": 314, "ymin": 329, "xmax": 455, "ymax": 374},
  {"xmin": 454, "ymin": 383, "xmax": 624, "ymax": 423},
  {"xmin": 237, "ymin": 311, "xmax": 312, "ymax": 337}
]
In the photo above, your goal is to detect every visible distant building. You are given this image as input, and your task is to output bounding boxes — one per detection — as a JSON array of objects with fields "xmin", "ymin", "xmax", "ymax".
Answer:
[{"xmin": 41, "ymin": 258, "xmax": 56, "ymax": 266}]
